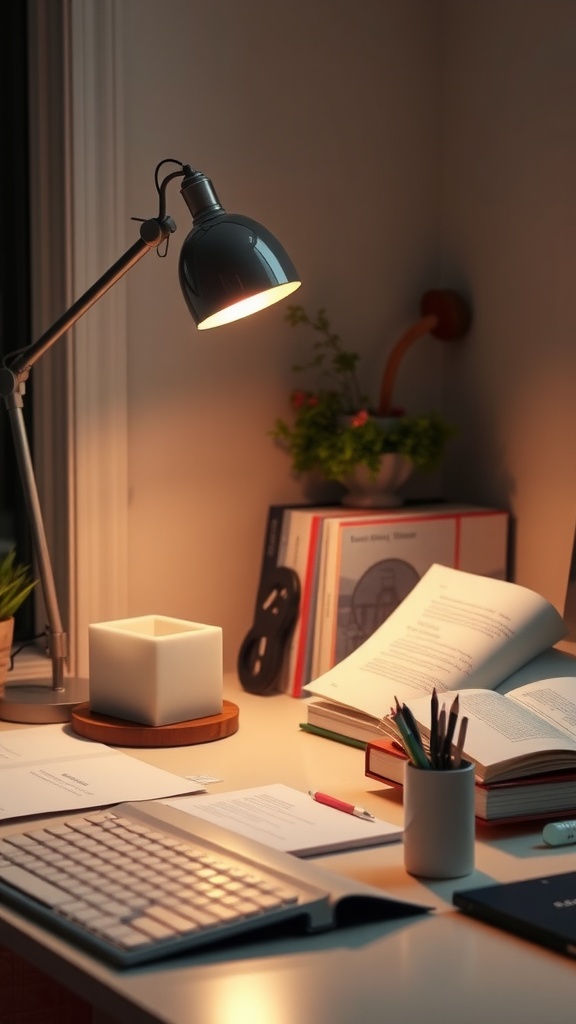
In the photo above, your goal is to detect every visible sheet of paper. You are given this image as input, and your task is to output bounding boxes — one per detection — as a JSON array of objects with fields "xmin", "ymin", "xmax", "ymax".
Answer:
[
  {"xmin": 0, "ymin": 725, "xmax": 204, "ymax": 820},
  {"xmin": 163, "ymin": 783, "xmax": 402, "ymax": 856}
]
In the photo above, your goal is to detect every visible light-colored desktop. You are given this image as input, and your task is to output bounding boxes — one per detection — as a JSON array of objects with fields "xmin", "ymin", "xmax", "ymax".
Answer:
[{"xmin": 1, "ymin": 671, "xmax": 576, "ymax": 1024}]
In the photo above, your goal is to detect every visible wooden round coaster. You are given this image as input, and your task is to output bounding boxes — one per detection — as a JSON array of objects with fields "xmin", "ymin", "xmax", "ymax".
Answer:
[{"xmin": 70, "ymin": 700, "xmax": 239, "ymax": 748}]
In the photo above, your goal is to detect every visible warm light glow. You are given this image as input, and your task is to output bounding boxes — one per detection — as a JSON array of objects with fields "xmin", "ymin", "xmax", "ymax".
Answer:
[
  {"xmin": 197, "ymin": 281, "xmax": 301, "ymax": 330},
  {"xmin": 205, "ymin": 971, "xmax": 295, "ymax": 1024}
]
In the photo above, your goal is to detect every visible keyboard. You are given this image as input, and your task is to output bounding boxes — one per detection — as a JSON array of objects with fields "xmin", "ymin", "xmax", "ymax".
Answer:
[{"xmin": 0, "ymin": 801, "xmax": 333, "ymax": 967}]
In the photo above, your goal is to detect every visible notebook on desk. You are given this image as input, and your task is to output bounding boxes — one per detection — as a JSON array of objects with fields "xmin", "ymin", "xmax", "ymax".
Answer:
[{"xmin": 454, "ymin": 871, "xmax": 576, "ymax": 958}]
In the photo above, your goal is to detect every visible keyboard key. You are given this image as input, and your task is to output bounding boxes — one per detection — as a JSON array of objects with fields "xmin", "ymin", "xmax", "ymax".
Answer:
[{"xmin": 0, "ymin": 865, "xmax": 72, "ymax": 908}]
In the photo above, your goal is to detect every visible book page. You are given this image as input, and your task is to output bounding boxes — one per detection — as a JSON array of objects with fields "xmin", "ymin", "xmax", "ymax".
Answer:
[
  {"xmin": 496, "ymin": 647, "xmax": 576, "ymax": 693},
  {"xmin": 507, "ymin": 676, "xmax": 576, "ymax": 740},
  {"xmin": 305, "ymin": 563, "xmax": 567, "ymax": 720},
  {"xmin": 407, "ymin": 685, "xmax": 576, "ymax": 781}
]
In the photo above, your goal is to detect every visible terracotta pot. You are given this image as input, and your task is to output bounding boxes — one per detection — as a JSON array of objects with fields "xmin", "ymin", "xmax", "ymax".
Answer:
[{"xmin": 0, "ymin": 617, "xmax": 14, "ymax": 693}]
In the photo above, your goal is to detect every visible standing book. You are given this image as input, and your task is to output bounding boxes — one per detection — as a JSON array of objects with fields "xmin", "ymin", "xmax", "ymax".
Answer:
[
  {"xmin": 279, "ymin": 506, "xmax": 370, "ymax": 696},
  {"xmin": 244, "ymin": 503, "xmax": 333, "ymax": 695},
  {"xmin": 251, "ymin": 502, "xmax": 313, "ymax": 617}
]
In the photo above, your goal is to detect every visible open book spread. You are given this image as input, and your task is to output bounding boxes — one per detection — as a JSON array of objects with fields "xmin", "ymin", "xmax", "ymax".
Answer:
[
  {"xmin": 405, "ymin": 677, "xmax": 576, "ymax": 783},
  {"xmin": 305, "ymin": 564, "xmax": 576, "ymax": 783},
  {"xmin": 305, "ymin": 563, "xmax": 569, "ymax": 720}
]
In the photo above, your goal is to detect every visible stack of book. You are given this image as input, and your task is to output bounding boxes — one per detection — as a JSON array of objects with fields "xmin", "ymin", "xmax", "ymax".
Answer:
[
  {"xmin": 365, "ymin": 736, "xmax": 576, "ymax": 825},
  {"xmin": 302, "ymin": 562, "xmax": 576, "ymax": 824},
  {"xmin": 252, "ymin": 502, "xmax": 509, "ymax": 697}
]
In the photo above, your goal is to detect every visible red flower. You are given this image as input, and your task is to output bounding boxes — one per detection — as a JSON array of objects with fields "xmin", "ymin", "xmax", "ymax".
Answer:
[
  {"xmin": 351, "ymin": 409, "xmax": 369, "ymax": 427},
  {"xmin": 290, "ymin": 390, "xmax": 306, "ymax": 409}
]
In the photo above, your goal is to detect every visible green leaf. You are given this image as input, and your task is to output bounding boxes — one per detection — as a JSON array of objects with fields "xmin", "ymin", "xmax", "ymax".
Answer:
[{"xmin": 0, "ymin": 550, "xmax": 37, "ymax": 620}]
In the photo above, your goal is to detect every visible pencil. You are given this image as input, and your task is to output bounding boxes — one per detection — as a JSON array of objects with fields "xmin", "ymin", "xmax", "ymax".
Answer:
[
  {"xmin": 442, "ymin": 694, "xmax": 460, "ymax": 768},
  {"xmin": 437, "ymin": 706, "xmax": 446, "ymax": 754},
  {"xmin": 429, "ymin": 688, "xmax": 439, "ymax": 768}
]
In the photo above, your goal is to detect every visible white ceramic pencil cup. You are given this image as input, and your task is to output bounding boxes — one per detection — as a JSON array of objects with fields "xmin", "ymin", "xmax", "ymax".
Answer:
[
  {"xmin": 403, "ymin": 761, "xmax": 475, "ymax": 879},
  {"xmin": 88, "ymin": 615, "xmax": 223, "ymax": 726}
]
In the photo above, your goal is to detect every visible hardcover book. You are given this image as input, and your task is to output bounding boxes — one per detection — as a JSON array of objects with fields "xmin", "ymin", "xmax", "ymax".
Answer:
[
  {"xmin": 453, "ymin": 872, "xmax": 576, "ymax": 957},
  {"xmin": 365, "ymin": 736, "xmax": 576, "ymax": 824}
]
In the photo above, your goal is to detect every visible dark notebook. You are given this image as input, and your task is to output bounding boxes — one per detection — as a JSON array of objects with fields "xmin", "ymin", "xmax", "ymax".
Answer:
[{"xmin": 453, "ymin": 872, "xmax": 576, "ymax": 958}]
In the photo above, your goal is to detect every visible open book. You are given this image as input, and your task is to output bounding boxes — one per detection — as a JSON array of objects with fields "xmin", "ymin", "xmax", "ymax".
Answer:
[
  {"xmin": 391, "ymin": 676, "xmax": 576, "ymax": 784},
  {"xmin": 304, "ymin": 564, "xmax": 576, "ymax": 772}
]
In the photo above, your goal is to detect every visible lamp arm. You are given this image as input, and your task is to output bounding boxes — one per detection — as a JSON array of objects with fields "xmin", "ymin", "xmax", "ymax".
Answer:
[
  {"xmin": 0, "ymin": 215, "xmax": 176, "ymax": 691},
  {"xmin": 8, "ymin": 217, "xmax": 175, "ymax": 381}
]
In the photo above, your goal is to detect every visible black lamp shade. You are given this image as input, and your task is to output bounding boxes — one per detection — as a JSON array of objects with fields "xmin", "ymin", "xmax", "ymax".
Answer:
[{"xmin": 179, "ymin": 212, "xmax": 301, "ymax": 330}]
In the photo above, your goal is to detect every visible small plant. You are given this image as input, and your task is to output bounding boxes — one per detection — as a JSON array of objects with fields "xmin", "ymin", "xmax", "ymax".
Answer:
[
  {"xmin": 270, "ymin": 305, "xmax": 455, "ymax": 482},
  {"xmin": 0, "ymin": 549, "xmax": 37, "ymax": 620}
]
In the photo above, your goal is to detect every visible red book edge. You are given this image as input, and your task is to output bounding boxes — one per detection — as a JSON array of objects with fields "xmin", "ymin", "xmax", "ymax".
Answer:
[
  {"xmin": 365, "ymin": 737, "xmax": 576, "ymax": 827},
  {"xmin": 290, "ymin": 515, "xmax": 324, "ymax": 698}
]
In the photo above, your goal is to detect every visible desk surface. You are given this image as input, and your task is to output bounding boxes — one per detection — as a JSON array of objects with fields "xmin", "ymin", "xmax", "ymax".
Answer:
[{"xmin": 2, "ymin": 675, "xmax": 576, "ymax": 1024}]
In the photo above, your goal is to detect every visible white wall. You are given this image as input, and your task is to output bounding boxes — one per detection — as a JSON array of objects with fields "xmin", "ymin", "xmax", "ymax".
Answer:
[
  {"xmin": 73, "ymin": 0, "xmax": 576, "ymax": 679},
  {"xmin": 119, "ymin": 0, "xmax": 443, "ymax": 670},
  {"xmin": 439, "ymin": 0, "xmax": 576, "ymax": 612}
]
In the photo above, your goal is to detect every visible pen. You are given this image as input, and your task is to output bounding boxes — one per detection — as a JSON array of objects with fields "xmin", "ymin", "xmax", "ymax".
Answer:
[
  {"xmin": 309, "ymin": 790, "xmax": 375, "ymax": 821},
  {"xmin": 401, "ymin": 701, "xmax": 422, "ymax": 746},
  {"xmin": 391, "ymin": 699, "xmax": 430, "ymax": 770}
]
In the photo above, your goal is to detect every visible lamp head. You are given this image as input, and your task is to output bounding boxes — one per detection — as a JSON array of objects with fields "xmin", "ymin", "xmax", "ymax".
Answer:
[{"xmin": 177, "ymin": 166, "xmax": 301, "ymax": 329}]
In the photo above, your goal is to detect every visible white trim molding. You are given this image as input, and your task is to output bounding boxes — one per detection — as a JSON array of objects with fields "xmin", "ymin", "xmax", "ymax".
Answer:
[{"xmin": 29, "ymin": 0, "xmax": 128, "ymax": 678}]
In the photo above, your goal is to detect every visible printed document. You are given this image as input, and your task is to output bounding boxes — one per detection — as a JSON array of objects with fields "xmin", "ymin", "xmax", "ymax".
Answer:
[
  {"xmin": 0, "ymin": 725, "xmax": 203, "ymax": 819},
  {"xmin": 164, "ymin": 783, "xmax": 401, "ymax": 856}
]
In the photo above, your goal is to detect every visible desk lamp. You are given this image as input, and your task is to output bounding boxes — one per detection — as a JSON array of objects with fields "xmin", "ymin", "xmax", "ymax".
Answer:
[{"xmin": 0, "ymin": 159, "xmax": 301, "ymax": 724}]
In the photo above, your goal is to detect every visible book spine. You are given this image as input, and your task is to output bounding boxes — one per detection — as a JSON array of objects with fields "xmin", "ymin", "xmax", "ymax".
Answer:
[
  {"xmin": 286, "ymin": 508, "xmax": 366, "ymax": 694},
  {"xmin": 313, "ymin": 516, "xmax": 349, "ymax": 677},
  {"xmin": 282, "ymin": 512, "xmax": 319, "ymax": 696},
  {"xmin": 365, "ymin": 740, "xmax": 407, "ymax": 787},
  {"xmin": 290, "ymin": 515, "xmax": 325, "ymax": 696},
  {"xmin": 253, "ymin": 505, "xmax": 288, "ymax": 615}
]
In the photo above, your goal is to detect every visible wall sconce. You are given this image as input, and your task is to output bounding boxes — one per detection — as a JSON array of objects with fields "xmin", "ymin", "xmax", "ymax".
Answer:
[
  {"xmin": 377, "ymin": 289, "xmax": 471, "ymax": 415},
  {"xmin": 0, "ymin": 159, "xmax": 301, "ymax": 723}
]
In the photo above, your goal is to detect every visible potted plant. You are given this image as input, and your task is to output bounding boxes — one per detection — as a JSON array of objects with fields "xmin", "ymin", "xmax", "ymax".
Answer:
[
  {"xmin": 270, "ymin": 304, "xmax": 457, "ymax": 506},
  {"xmin": 0, "ymin": 549, "xmax": 37, "ymax": 691}
]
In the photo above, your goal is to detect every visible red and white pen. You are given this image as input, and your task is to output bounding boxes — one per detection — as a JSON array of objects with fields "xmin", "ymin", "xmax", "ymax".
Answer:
[{"xmin": 309, "ymin": 790, "xmax": 375, "ymax": 821}]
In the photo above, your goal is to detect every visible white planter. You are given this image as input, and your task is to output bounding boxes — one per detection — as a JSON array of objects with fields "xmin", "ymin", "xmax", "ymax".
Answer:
[
  {"xmin": 341, "ymin": 453, "xmax": 414, "ymax": 508},
  {"xmin": 89, "ymin": 615, "xmax": 222, "ymax": 726}
]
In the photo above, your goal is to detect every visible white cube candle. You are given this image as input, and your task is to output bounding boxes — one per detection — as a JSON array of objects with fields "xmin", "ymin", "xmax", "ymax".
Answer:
[{"xmin": 88, "ymin": 615, "xmax": 223, "ymax": 726}]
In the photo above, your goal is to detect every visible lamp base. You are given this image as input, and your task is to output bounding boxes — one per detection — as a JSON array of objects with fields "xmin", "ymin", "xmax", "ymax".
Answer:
[{"xmin": 0, "ymin": 677, "xmax": 90, "ymax": 724}]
